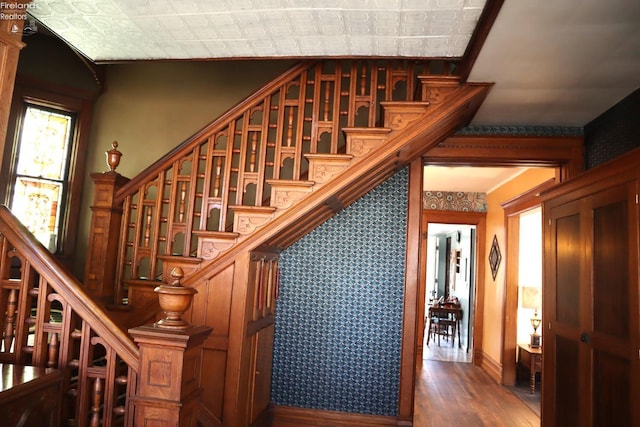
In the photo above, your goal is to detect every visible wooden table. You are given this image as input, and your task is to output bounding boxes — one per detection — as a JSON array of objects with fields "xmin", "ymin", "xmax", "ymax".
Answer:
[
  {"xmin": 426, "ymin": 305, "xmax": 462, "ymax": 348},
  {"xmin": 518, "ymin": 343, "xmax": 542, "ymax": 394},
  {"xmin": 0, "ymin": 364, "xmax": 63, "ymax": 426}
]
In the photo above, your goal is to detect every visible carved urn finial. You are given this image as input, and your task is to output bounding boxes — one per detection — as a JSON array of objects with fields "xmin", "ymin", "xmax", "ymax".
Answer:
[
  {"xmin": 106, "ymin": 141, "xmax": 122, "ymax": 172},
  {"xmin": 154, "ymin": 267, "xmax": 197, "ymax": 330}
]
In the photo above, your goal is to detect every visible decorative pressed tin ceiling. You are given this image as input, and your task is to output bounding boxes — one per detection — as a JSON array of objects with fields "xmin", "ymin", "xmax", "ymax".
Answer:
[{"xmin": 27, "ymin": 0, "xmax": 487, "ymax": 62}]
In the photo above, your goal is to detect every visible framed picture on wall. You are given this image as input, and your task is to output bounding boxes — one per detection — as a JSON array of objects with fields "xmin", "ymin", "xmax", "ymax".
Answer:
[{"xmin": 489, "ymin": 234, "xmax": 501, "ymax": 281}]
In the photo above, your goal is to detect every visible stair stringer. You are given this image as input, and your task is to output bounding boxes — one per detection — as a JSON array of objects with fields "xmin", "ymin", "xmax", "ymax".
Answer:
[
  {"xmin": 186, "ymin": 81, "xmax": 492, "ymax": 277},
  {"xmin": 179, "ymin": 81, "xmax": 493, "ymax": 426}
]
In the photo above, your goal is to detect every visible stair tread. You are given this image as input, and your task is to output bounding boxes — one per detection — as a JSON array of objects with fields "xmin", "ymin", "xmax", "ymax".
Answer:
[
  {"xmin": 229, "ymin": 205, "xmax": 277, "ymax": 213},
  {"xmin": 265, "ymin": 179, "xmax": 315, "ymax": 187},
  {"xmin": 191, "ymin": 230, "xmax": 240, "ymax": 239},
  {"xmin": 342, "ymin": 127, "xmax": 391, "ymax": 134},
  {"xmin": 305, "ymin": 153, "xmax": 353, "ymax": 160}
]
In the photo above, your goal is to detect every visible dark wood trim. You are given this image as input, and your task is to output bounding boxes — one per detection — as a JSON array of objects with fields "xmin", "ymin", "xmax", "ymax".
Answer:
[
  {"xmin": 423, "ymin": 134, "xmax": 584, "ymax": 176},
  {"xmin": 397, "ymin": 158, "xmax": 423, "ymax": 424},
  {"xmin": 246, "ymin": 313, "xmax": 275, "ymax": 337},
  {"xmin": 501, "ymin": 178, "xmax": 557, "ymax": 386},
  {"xmin": 271, "ymin": 405, "xmax": 398, "ymax": 427},
  {"xmin": 420, "ymin": 139, "xmax": 579, "ymax": 395},
  {"xmin": 457, "ymin": 0, "xmax": 505, "ymax": 81},
  {"xmin": 540, "ymin": 146, "xmax": 640, "ymax": 203},
  {"xmin": 1, "ymin": 83, "xmax": 94, "ymax": 268}
]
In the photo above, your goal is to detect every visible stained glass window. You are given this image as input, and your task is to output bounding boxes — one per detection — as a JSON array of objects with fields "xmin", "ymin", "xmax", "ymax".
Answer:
[{"xmin": 10, "ymin": 105, "xmax": 74, "ymax": 251}]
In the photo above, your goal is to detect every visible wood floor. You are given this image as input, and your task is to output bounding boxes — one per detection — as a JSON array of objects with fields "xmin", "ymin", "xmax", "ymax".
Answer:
[{"xmin": 413, "ymin": 360, "xmax": 540, "ymax": 427}]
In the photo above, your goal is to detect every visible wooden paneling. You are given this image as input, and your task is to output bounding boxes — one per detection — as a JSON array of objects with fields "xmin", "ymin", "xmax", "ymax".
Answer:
[{"xmin": 542, "ymin": 148, "xmax": 640, "ymax": 427}]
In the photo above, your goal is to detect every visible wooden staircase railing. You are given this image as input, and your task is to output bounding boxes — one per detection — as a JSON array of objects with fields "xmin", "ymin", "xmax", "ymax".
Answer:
[
  {"xmin": 0, "ymin": 206, "xmax": 138, "ymax": 426},
  {"xmin": 80, "ymin": 58, "xmax": 492, "ymax": 425},
  {"xmin": 95, "ymin": 59, "xmax": 465, "ymax": 304},
  {"xmin": 0, "ymin": 206, "xmax": 211, "ymax": 426}
]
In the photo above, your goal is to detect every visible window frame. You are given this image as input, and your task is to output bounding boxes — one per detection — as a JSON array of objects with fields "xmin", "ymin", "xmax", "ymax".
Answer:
[{"xmin": 1, "ymin": 82, "xmax": 92, "ymax": 265}]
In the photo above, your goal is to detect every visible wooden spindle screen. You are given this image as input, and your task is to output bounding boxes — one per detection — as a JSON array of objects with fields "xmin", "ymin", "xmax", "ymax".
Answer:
[
  {"xmin": 0, "ymin": 224, "xmax": 138, "ymax": 427},
  {"xmin": 251, "ymin": 253, "xmax": 280, "ymax": 323},
  {"xmin": 113, "ymin": 59, "xmax": 449, "ymax": 299}
]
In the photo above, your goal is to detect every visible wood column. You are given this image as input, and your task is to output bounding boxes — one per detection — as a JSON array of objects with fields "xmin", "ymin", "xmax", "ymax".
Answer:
[
  {"xmin": 129, "ymin": 325, "xmax": 212, "ymax": 427},
  {"xmin": 84, "ymin": 171, "xmax": 130, "ymax": 300},
  {"xmin": 0, "ymin": 1, "xmax": 28, "ymax": 168}
]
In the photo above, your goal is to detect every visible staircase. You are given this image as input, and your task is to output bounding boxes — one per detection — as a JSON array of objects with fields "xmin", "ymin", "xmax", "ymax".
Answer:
[
  {"xmin": 85, "ymin": 60, "xmax": 490, "ymax": 305},
  {"xmin": 0, "ymin": 59, "xmax": 491, "ymax": 426}
]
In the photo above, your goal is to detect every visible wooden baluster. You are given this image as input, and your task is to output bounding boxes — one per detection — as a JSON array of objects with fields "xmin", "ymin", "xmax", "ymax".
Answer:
[
  {"xmin": 3, "ymin": 289, "xmax": 17, "ymax": 352},
  {"xmin": 179, "ymin": 181, "xmax": 187, "ymax": 223},
  {"xmin": 90, "ymin": 377, "xmax": 103, "ymax": 427},
  {"xmin": 112, "ymin": 374, "xmax": 128, "ymax": 418},
  {"xmin": 257, "ymin": 258, "xmax": 265, "ymax": 312},
  {"xmin": 266, "ymin": 259, "xmax": 274, "ymax": 309},
  {"xmin": 144, "ymin": 206, "xmax": 152, "ymax": 247},
  {"xmin": 323, "ymin": 81, "xmax": 331, "ymax": 121},
  {"xmin": 286, "ymin": 107, "xmax": 294, "ymax": 147},
  {"xmin": 213, "ymin": 156, "xmax": 222, "ymax": 197},
  {"xmin": 47, "ymin": 332, "xmax": 59, "ymax": 367},
  {"xmin": 360, "ymin": 63, "xmax": 367, "ymax": 96},
  {"xmin": 249, "ymin": 132, "xmax": 258, "ymax": 172}
]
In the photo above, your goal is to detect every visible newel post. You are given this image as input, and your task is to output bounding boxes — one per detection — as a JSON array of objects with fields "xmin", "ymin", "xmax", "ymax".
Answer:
[
  {"xmin": 84, "ymin": 142, "xmax": 129, "ymax": 301},
  {"xmin": 129, "ymin": 268, "xmax": 211, "ymax": 427}
]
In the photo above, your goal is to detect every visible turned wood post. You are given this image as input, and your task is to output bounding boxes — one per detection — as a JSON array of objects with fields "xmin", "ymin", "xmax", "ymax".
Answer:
[
  {"xmin": 129, "ymin": 324, "xmax": 211, "ymax": 426},
  {"xmin": 84, "ymin": 142, "xmax": 129, "ymax": 301}
]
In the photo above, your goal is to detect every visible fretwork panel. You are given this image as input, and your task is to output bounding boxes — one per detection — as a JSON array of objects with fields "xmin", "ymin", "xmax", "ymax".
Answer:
[{"xmin": 113, "ymin": 59, "xmax": 445, "ymax": 291}]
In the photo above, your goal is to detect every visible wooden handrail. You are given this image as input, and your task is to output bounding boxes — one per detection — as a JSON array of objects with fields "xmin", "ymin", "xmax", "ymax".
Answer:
[
  {"xmin": 0, "ymin": 205, "xmax": 139, "ymax": 367},
  {"xmin": 113, "ymin": 60, "xmax": 316, "ymax": 204},
  {"xmin": 107, "ymin": 58, "xmax": 434, "ymax": 296}
]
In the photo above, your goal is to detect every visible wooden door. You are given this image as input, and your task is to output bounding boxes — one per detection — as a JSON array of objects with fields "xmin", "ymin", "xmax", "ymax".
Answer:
[{"xmin": 543, "ymin": 180, "xmax": 640, "ymax": 427}]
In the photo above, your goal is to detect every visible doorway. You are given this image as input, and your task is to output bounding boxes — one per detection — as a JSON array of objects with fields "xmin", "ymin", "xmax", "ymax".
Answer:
[
  {"xmin": 423, "ymin": 222, "xmax": 476, "ymax": 363},
  {"xmin": 417, "ymin": 209, "xmax": 487, "ymax": 364}
]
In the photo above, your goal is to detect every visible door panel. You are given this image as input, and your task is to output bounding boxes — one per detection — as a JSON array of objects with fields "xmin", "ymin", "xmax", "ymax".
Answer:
[
  {"xmin": 593, "ymin": 350, "xmax": 631, "ymax": 426},
  {"xmin": 554, "ymin": 335, "xmax": 580, "ymax": 427},
  {"xmin": 555, "ymin": 212, "xmax": 581, "ymax": 328},
  {"xmin": 544, "ymin": 180, "xmax": 639, "ymax": 427},
  {"xmin": 592, "ymin": 199, "xmax": 629, "ymax": 340}
]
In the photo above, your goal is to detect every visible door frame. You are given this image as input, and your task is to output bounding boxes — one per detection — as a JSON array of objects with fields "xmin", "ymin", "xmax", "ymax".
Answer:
[
  {"xmin": 399, "ymin": 134, "xmax": 584, "ymax": 423},
  {"xmin": 500, "ymin": 178, "xmax": 556, "ymax": 385},
  {"xmin": 418, "ymin": 210, "xmax": 486, "ymax": 362}
]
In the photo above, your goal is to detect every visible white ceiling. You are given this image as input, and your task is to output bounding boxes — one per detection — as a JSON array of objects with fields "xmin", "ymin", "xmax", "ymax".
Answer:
[
  {"xmin": 423, "ymin": 165, "xmax": 528, "ymax": 193},
  {"xmin": 24, "ymin": 0, "xmax": 640, "ymax": 192},
  {"xmin": 27, "ymin": 0, "xmax": 486, "ymax": 60},
  {"xmin": 468, "ymin": 0, "xmax": 640, "ymax": 127},
  {"xmin": 26, "ymin": 0, "xmax": 640, "ymax": 128}
]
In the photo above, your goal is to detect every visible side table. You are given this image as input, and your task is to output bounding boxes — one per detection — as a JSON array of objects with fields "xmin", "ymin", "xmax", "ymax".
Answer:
[{"xmin": 517, "ymin": 343, "xmax": 542, "ymax": 394}]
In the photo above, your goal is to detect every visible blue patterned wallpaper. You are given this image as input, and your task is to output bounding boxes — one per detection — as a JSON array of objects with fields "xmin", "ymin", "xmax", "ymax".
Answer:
[
  {"xmin": 456, "ymin": 125, "xmax": 583, "ymax": 136},
  {"xmin": 271, "ymin": 168, "xmax": 408, "ymax": 416}
]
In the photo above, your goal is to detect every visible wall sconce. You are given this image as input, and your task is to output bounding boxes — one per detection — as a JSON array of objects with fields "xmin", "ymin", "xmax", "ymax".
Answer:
[{"xmin": 521, "ymin": 285, "xmax": 542, "ymax": 348}]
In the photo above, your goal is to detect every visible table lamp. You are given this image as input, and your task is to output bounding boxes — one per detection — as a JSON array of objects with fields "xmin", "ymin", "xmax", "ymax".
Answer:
[{"xmin": 522, "ymin": 286, "xmax": 542, "ymax": 348}]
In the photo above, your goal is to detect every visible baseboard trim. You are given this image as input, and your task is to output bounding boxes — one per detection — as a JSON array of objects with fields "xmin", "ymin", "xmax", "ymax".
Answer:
[
  {"xmin": 478, "ymin": 350, "xmax": 502, "ymax": 384},
  {"xmin": 271, "ymin": 405, "xmax": 400, "ymax": 427}
]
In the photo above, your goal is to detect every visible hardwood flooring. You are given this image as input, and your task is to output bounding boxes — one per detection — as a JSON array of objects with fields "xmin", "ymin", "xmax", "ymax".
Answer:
[
  {"xmin": 413, "ymin": 360, "xmax": 540, "ymax": 427},
  {"xmin": 423, "ymin": 341, "xmax": 472, "ymax": 363}
]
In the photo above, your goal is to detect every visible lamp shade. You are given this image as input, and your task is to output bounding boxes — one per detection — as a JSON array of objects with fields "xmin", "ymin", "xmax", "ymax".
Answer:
[{"xmin": 521, "ymin": 286, "xmax": 541, "ymax": 310}]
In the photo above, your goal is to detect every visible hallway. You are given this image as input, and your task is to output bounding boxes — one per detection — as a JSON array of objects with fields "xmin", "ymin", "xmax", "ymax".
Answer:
[{"xmin": 413, "ymin": 360, "xmax": 540, "ymax": 427}]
